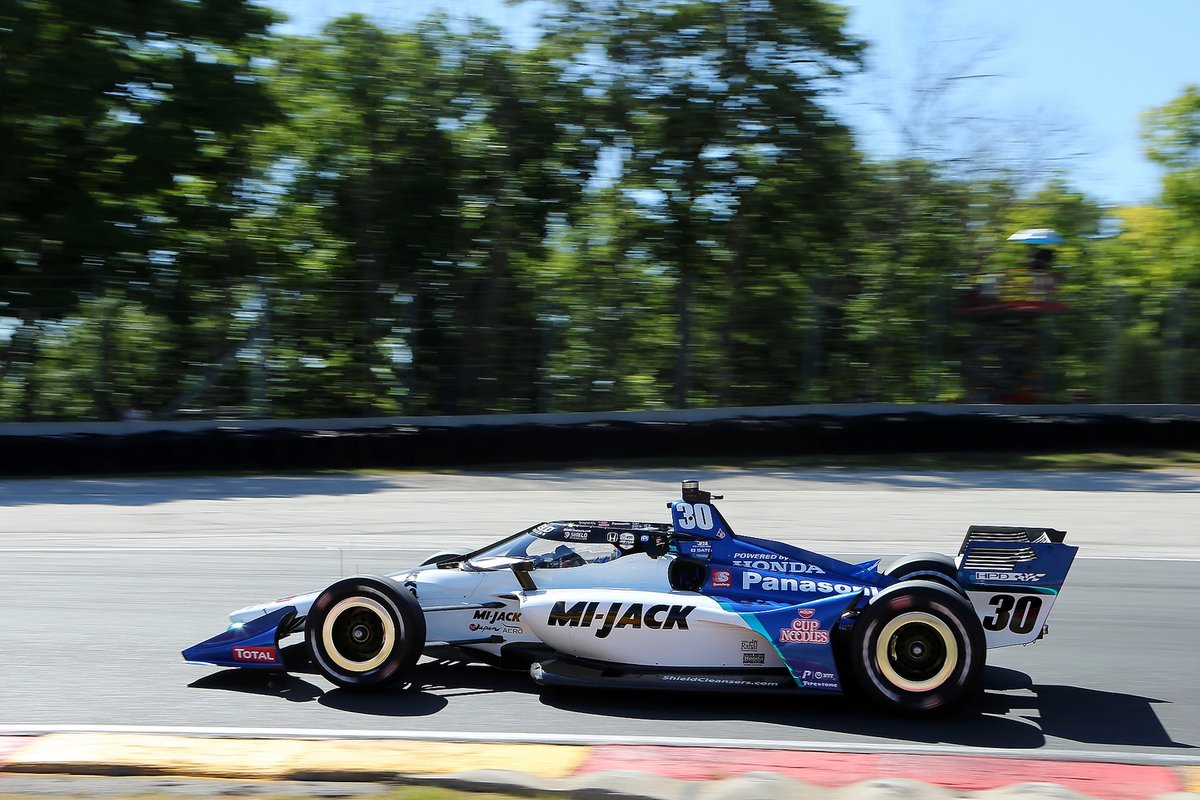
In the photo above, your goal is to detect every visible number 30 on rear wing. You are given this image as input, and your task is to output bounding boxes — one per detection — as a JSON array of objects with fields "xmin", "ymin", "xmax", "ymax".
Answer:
[{"xmin": 954, "ymin": 525, "xmax": 1079, "ymax": 648}]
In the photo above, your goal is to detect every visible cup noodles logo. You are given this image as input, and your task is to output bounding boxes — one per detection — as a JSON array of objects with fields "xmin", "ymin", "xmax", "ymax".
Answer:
[
  {"xmin": 232, "ymin": 646, "xmax": 277, "ymax": 663},
  {"xmin": 778, "ymin": 614, "xmax": 829, "ymax": 644},
  {"xmin": 710, "ymin": 569, "xmax": 732, "ymax": 588}
]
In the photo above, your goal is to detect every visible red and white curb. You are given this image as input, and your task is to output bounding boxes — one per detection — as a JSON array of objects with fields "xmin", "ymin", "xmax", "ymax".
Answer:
[{"xmin": 0, "ymin": 727, "xmax": 1196, "ymax": 800}]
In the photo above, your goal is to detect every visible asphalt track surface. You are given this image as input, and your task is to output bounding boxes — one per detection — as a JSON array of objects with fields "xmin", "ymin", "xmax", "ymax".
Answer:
[{"xmin": 1, "ymin": 469, "xmax": 1197, "ymax": 760}]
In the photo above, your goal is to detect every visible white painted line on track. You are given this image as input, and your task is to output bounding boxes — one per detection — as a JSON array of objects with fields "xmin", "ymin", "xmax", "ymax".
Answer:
[
  {"xmin": 0, "ymin": 725, "xmax": 1195, "ymax": 766},
  {"xmin": 3, "ymin": 548, "xmax": 1200, "ymax": 565},
  {"xmin": 0, "ymin": 547, "xmax": 433, "ymax": 553},
  {"xmin": 2, "ymin": 547, "xmax": 1199, "ymax": 562},
  {"xmin": 1074, "ymin": 555, "xmax": 1200, "ymax": 562}
]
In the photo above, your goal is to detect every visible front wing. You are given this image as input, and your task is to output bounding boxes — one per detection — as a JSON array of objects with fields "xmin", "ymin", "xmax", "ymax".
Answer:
[{"xmin": 182, "ymin": 605, "xmax": 298, "ymax": 669}]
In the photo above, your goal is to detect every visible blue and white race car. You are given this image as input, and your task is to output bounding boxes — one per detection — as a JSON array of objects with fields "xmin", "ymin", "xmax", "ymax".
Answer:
[{"xmin": 184, "ymin": 480, "xmax": 1077, "ymax": 714}]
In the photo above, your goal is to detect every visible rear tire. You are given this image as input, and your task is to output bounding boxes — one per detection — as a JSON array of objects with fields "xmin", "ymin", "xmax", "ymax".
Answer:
[
  {"xmin": 851, "ymin": 580, "xmax": 984, "ymax": 715},
  {"xmin": 884, "ymin": 552, "xmax": 964, "ymax": 595},
  {"xmin": 305, "ymin": 576, "xmax": 426, "ymax": 691}
]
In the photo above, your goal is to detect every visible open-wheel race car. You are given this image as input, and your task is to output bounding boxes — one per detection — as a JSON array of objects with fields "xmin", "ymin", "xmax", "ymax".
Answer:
[{"xmin": 184, "ymin": 480, "xmax": 1078, "ymax": 714}]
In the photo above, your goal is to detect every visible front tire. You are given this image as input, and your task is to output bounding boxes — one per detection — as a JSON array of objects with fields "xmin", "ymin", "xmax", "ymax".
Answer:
[
  {"xmin": 305, "ymin": 576, "xmax": 426, "ymax": 691},
  {"xmin": 851, "ymin": 580, "xmax": 984, "ymax": 715}
]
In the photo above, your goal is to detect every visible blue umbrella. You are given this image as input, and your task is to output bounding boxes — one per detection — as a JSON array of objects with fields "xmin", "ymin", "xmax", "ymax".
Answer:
[{"xmin": 1007, "ymin": 228, "xmax": 1063, "ymax": 245}]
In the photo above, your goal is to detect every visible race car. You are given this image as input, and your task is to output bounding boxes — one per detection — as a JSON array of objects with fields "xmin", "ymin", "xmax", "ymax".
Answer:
[{"xmin": 183, "ymin": 480, "xmax": 1078, "ymax": 714}]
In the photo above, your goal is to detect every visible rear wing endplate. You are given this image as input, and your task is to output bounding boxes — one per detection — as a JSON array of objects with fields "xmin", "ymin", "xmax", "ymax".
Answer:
[{"xmin": 955, "ymin": 524, "xmax": 1078, "ymax": 648}]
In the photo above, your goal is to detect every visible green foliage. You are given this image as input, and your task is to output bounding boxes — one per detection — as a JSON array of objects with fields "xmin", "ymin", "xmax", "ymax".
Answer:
[
  {"xmin": 1, "ymin": 295, "xmax": 172, "ymax": 419},
  {"xmin": 2, "ymin": 4, "xmax": 1199, "ymax": 420},
  {"xmin": 541, "ymin": 0, "xmax": 864, "ymax": 406},
  {"xmin": 0, "ymin": 0, "xmax": 278, "ymax": 418},
  {"xmin": 243, "ymin": 15, "xmax": 597, "ymax": 415},
  {"xmin": 1144, "ymin": 85, "xmax": 1200, "ymax": 222}
]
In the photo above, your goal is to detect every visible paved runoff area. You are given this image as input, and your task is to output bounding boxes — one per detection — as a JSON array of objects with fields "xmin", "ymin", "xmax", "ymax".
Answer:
[
  {"xmin": 0, "ymin": 732, "xmax": 1198, "ymax": 800},
  {"xmin": 2, "ymin": 469, "xmax": 1199, "ymax": 798}
]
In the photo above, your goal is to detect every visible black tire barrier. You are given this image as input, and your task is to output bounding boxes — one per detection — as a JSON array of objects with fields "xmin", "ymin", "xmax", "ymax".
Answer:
[{"xmin": 2, "ymin": 411, "xmax": 1200, "ymax": 476}]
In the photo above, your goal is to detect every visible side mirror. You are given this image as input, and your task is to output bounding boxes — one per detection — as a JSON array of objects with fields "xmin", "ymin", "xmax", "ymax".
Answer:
[
  {"xmin": 510, "ymin": 561, "xmax": 538, "ymax": 591},
  {"xmin": 644, "ymin": 535, "xmax": 670, "ymax": 559}
]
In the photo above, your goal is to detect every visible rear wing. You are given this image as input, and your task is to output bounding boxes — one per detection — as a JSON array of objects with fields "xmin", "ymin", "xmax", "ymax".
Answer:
[
  {"xmin": 959, "ymin": 524, "xmax": 1067, "ymax": 550},
  {"xmin": 955, "ymin": 525, "xmax": 1079, "ymax": 648}
]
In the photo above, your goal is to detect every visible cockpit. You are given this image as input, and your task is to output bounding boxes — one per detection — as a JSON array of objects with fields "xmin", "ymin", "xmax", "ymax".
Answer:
[{"xmin": 463, "ymin": 521, "xmax": 671, "ymax": 572}]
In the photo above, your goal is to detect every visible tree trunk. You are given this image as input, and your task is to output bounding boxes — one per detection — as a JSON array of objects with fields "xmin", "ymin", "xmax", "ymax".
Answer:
[
  {"xmin": 1164, "ymin": 287, "xmax": 1186, "ymax": 403},
  {"xmin": 14, "ymin": 312, "xmax": 41, "ymax": 421},
  {"xmin": 351, "ymin": 113, "xmax": 390, "ymax": 413},
  {"xmin": 248, "ymin": 281, "xmax": 271, "ymax": 418},
  {"xmin": 719, "ymin": 205, "xmax": 749, "ymax": 406},
  {"xmin": 674, "ymin": 265, "xmax": 693, "ymax": 409},
  {"xmin": 802, "ymin": 275, "xmax": 824, "ymax": 401},
  {"xmin": 673, "ymin": 169, "xmax": 700, "ymax": 410},
  {"xmin": 94, "ymin": 298, "xmax": 117, "ymax": 420},
  {"xmin": 1103, "ymin": 287, "xmax": 1126, "ymax": 403}
]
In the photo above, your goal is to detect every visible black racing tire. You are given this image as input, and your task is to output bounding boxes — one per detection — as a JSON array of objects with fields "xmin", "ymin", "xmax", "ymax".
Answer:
[
  {"xmin": 851, "ymin": 580, "xmax": 985, "ymax": 715},
  {"xmin": 421, "ymin": 551, "xmax": 465, "ymax": 567},
  {"xmin": 830, "ymin": 625, "xmax": 862, "ymax": 703},
  {"xmin": 884, "ymin": 552, "xmax": 965, "ymax": 595},
  {"xmin": 305, "ymin": 576, "xmax": 426, "ymax": 691}
]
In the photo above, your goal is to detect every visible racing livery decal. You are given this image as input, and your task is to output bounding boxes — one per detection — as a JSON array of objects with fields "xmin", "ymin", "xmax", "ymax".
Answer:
[
  {"xmin": 798, "ymin": 669, "xmax": 838, "ymax": 690},
  {"xmin": 546, "ymin": 600, "xmax": 695, "ymax": 638},
  {"xmin": 777, "ymin": 608, "xmax": 829, "ymax": 644},
  {"xmin": 732, "ymin": 552, "xmax": 825, "ymax": 574},
  {"xmin": 742, "ymin": 573, "xmax": 879, "ymax": 595},
  {"xmin": 231, "ymin": 645, "xmax": 276, "ymax": 663},
  {"xmin": 470, "ymin": 622, "xmax": 522, "ymax": 634},
  {"xmin": 973, "ymin": 571, "xmax": 1047, "ymax": 583}
]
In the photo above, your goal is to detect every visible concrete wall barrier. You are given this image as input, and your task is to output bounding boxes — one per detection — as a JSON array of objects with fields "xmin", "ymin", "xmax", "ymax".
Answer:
[{"xmin": 1, "ymin": 405, "xmax": 1199, "ymax": 476}]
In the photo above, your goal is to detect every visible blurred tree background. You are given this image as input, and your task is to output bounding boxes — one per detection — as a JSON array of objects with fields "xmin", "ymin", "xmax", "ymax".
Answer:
[{"xmin": 1, "ymin": 0, "xmax": 1198, "ymax": 420}]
